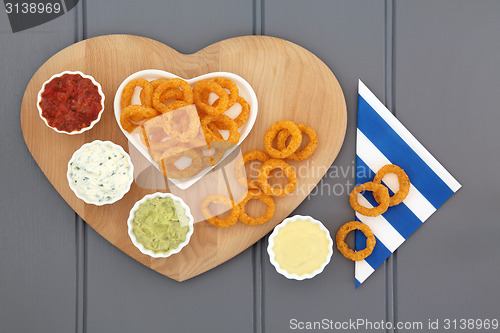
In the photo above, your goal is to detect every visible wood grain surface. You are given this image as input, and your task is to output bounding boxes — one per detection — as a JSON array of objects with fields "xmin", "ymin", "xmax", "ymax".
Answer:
[{"xmin": 20, "ymin": 34, "xmax": 346, "ymax": 281}]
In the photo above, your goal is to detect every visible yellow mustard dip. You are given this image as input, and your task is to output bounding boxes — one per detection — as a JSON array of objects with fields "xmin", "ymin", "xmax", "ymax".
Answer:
[{"xmin": 273, "ymin": 219, "xmax": 330, "ymax": 276}]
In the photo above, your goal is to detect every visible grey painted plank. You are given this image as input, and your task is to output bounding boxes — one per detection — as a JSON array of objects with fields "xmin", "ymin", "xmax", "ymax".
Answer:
[
  {"xmin": 83, "ymin": 1, "xmax": 255, "ymax": 332},
  {"xmin": 0, "ymin": 9, "xmax": 78, "ymax": 333},
  {"xmin": 84, "ymin": 229, "xmax": 254, "ymax": 332},
  {"xmin": 393, "ymin": 0, "xmax": 500, "ymax": 329},
  {"xmin": 262, "ymin": 0, "xmax": 387, "ymax": 331},
  {"xmin": 85, "ymin": 0, "xmax": 254, "ymax": 54}
]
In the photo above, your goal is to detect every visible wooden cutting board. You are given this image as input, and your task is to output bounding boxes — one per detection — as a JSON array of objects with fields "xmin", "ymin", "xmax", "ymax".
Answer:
[{"xmin": 21, "ymin": 35, "xmax": 346, "ymax": 281}]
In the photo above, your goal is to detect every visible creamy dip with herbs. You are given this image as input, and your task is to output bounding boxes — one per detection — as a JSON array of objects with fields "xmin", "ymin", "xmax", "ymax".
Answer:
[{"xmin": 68, "ymin": 142, "xmax": 131, "ymax": 204}]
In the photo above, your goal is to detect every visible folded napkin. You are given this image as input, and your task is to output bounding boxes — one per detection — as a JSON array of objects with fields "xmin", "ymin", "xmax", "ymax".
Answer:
[{"xmin": 354, "ymin": 80, "xmax": 461, "ymax": 288}]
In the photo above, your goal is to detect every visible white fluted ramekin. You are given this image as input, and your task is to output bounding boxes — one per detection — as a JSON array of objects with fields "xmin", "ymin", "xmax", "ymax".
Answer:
[
  {"xmin": 267, "ymin": 215, "xmax": 333, "ymax": 280},
  {"xmin": 67, "ymin": 140, "xmax": 134, "ymax": 206},
  {"xmin": 127, "ymin": 192, "xmax": 194, "ymax": 258},
  {"xmin": 37, "ymin": 70, "xmax": 105, "ymax": 134}
]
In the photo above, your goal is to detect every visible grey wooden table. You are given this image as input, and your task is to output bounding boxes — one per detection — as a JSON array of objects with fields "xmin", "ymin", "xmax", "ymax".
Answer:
[{"xmin": 1, "ymin": 1, "xmax": 499, "ymax": 332}]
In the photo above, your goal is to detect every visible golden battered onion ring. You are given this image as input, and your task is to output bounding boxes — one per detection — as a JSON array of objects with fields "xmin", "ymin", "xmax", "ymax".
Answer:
[
  {"xmin": 162, "ymin": 108, "xmax": 200, "ymax": 142},
  {"xmin": 153, "ymin": 78, "xmax": 193, "ymax": 114},
  {"xmin": 200, "ymin": 145, "xmax": 224, "ymax": 167},
  {"xmin": 140, "ymin": 124, "xmax": 174, "ymax": 148},
  {"xmin": 257, "ymin": 159, "xmax": 297, "ymax": 197},
  {"xmin": 336, "ymin": 221, "xmax": 376, "ymax": 261},
  {"xmin": 201, "ymin": 115, "xmax": 240, "ymax": 144},
  {"xmin": 200, "ymin": 93, "xmax": 249, "ymax": 128},
  {"xmin": 202, "ymin": 141, "xmax": 231, "ymax": 166},
  {"xmin": 233, "ymin": 96, "xmax": 250, "ymax": 128},
  {"xmin": 149, "ymin": 139, "xmax": 180, "ymax": 162},
  {"xmin": 237, "ymin": 190, "xmax": 275, "ymax": 226},
  {"xmin": 158, "ymin": 146, "xmax": 203, "ymax": 179},
  {"xmin": 235, "ymin": 150, "xmax": 270, "ymax": 189},
  {"xmin": 213, "ymin": 77, "xmax": 239, "ymax": 108},
  {"xmin": 372, "ymin": 164, "xmax": 410, "ymax": 207},
  {"xmin": 193, "ymin": 80, "xmax": 229, "ymax": 115},
  {"xmin": 201, "ymin": 194, "xmax": 241, "ymax": 228},
  {"xmin": 121, "ymin": 79, "xmax": 154, "ymax": 108},
  {"xmin": 150, "ymin": 78, "xmax": 169, "ymax": 89},
  {"xmin": 139, "ymin": 125, "xmax": 150, "ymax": 147},
  {"xmin": 206, "ymin": 122, "xmax": 224, "ymax": 140},
  {"xmin": 276, "ymin": 123, "xmax": 318, "ymax": 161},
  {"xmin": 139, "ymin": 78, "xmax": 168, "ymax": 102},
  {"xmin": 264, "ymin": 121, "xmax": 302, "ymax": 159},
  {"xmin": 349, "ymin": 182, "xmax": 390, "ymax": 217},
  {"xmin": 120, "ymin": 105, "xmax": 158, "ymax": 133},
  {"xmin": 159, "ymin": 89, "xmax": 185, "ymax": 103}
]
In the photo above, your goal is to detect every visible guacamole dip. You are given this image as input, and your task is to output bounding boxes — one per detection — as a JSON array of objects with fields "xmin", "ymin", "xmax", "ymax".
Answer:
[{"xmin": 132, "ymin": 196, "xmax": 190, "ymax": 254}]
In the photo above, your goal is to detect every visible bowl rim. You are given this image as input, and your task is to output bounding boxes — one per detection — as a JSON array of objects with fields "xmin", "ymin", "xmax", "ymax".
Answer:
[
  {"xmin": 37, "ymin": 70, "xmax": 106, "ymax": 135},
  {"xmin": 112, "ymin": 69, "xmax": 258, "ymax": 190},
  {"xmin": 127, "ymin": 192, "xmax": 195, "ymax": 258},
  {"xmin": 66, "ymin": 140, "xmax": 134, "ymax": 206},
  {"xmin": 267, "ymin": 215, "xmax": 334, "ymax": 280}
]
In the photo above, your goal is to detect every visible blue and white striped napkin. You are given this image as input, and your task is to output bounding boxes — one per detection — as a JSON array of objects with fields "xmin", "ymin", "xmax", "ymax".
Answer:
[{"xmin": 354, "ymin": 80, "xmax": 461, "ymax": 288}]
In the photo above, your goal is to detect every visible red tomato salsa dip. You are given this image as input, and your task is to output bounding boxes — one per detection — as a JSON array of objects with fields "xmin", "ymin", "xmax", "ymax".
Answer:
[{"xmin": 39, "ymin": 73, "xmax": 103, "ymax": 133}]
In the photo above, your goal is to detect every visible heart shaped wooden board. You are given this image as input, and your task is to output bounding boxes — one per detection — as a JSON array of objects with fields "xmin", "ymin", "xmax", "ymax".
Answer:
[{"xmin": 21, "ymin": 35, "xmax": 346, "ymax": 281}]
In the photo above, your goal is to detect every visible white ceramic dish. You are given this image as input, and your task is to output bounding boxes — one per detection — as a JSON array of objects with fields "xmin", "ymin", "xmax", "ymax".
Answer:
[
  {"xmin": 113, "ymin": 70, "xmax": 258, "ymax": 189},
  {"xmin": 267, "ymin": 215, "xmax": 333, "ymax": 280},
  {"xmin": 127, "ymin": 192, "xmax": 194, "ymax": 258},
  {"xmin": 37, "ymin": 70, "xmax": 105, "ymax": 135},
  {"xmin": 67, "ymin": 140, "xmax": 134, "ymax": 206}
]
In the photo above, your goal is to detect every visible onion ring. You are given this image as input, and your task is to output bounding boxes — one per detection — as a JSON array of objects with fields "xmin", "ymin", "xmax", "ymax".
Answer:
[
  {"xmin": 193, "ymin": 80, "xmax": 229, "ymax": 115},
  {"xmin": 139, "ymin": 78, "xmax": 168, "ymax": 101},
  {"xmin": 264, "ymin": 121, "xmax": 302, "ymax": 159},
  {"xmin": 158, "ymin": 146, "xmax": 203, "ymax": 179},
  {"xmin": 213, "ymin": 77, "xmax": 239, "ymax": 108},
  {"xmin": 336, "ymin": 221, "xmax": 376, "ymax": 261},
  {"xmin": 235, "ymin": 150, "xmax": 270, "ymax": 189},
  {"xmin": 121, "ymin": 79, "xmax": 154, "ymax": 109},
  {"xmin": 206, "ymin": 122, "xmax": 224, "ymax": 140},
  {"xmin": 153, "ymin": 78, "xmax": 193, "ymax": 114},
  {"xmin": 372, "ymin": 164, "xmax": 410, "ymax": 207},
  {"xmin": 200, "ymin": 94, "xmax": 249, "ymax": 128},
  {"xmin": 159, "ymin": 89, "xmax": 185, "ymax": 103},
  {"xmin": 233, "ymin": 96, "xmax": 250, "ymax": 128},
  {"xmin": 202, "ymin": 141, "xmax": 231, "ymax": 166},
  {"xmin": 237, "ymin": 190, "xmax": 275, "ymax": 226},
  {"xmin": 276, "ymin": 123, "xmax": 318, "ymax": 161},
  {"xmin": 120, "ymin": 105, "xmax": 158, "ymax": 133},
  {"xmin": 349, "ymin": 182, "xmax": 390, "ymax": 217},
  {"xmin": 257, "ymin": 159, "xmax": 297, "ymax": 197},
  {"xmin": 162, "ymin": 107, "xmax": 200, "ymax": 142},
  {"xmin": 201, "ymin": 115, "xmax": 240, "ymax": 144},
  {"xmin": 201, "ymin": 194, "xmax": 241, "ymax": 228}
]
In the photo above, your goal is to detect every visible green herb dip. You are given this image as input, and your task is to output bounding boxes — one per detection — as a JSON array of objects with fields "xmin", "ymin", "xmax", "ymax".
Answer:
[{"xmin": 132, "ymin": 196, "xmax": 190, "ymax": 254}]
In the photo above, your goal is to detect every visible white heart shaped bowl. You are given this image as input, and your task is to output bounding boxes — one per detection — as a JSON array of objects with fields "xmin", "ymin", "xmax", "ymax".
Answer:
[
  {"xmin": 37, "ymin": 70, "xmax": 105, "ymax": 135},
  {"xmin": 267, "ymin": 215, "xmax": 334, "ymax": 280},
  {"xmin": 113, "ymin": 70, "xmax": 258, "ymax": 189},
  {"xmin": 127, "ymin": 192, "xmax": 194, "ymax": 258}
]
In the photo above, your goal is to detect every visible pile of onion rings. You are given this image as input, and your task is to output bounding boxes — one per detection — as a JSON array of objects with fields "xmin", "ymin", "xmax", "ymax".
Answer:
[
  {"xmin": 349, "ymin": 164, "xmax": 410, "ymax": 217},
  {"xmin": 204, "ymin": 120, "xmax": 319, "ymax": 229},
  {"xmin": 119, "ymin": 75, "xmax": 253, "ymax": 179},
  {"xmin": 373, "ymin": 164, "xmax": 410, "ymax": 207},
  {"xmin": 337, "ymin": 164, "xmax": 411, "ymax": 261},
  {"xmin": 349, "ymin": 182, "xmax": 390, "ymax": 217}
]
